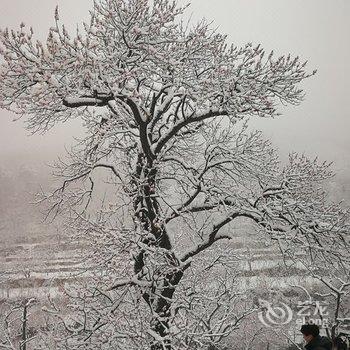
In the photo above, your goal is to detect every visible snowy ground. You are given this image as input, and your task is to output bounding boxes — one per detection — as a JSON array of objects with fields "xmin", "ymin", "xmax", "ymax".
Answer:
[{"xmin": 0, "ymin": 230, "xmax": 309, "ymax": 301}]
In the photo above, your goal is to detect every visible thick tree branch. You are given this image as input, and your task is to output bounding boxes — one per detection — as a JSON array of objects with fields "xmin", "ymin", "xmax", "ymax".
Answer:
[
  {"xmin": 154, "ymin": 109, "xmax": 228, "ymax": 155},
  {"xmin": 180, "ymin": 212, "xmax": 242, "ymax": 261},
  {"xmin": 63, "ymin": 95, "xmax": 113, "ymax": 108}
]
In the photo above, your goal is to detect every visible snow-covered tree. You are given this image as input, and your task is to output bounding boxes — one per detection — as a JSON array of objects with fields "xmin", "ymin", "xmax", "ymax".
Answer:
[
  {"xmin": 0, "ymin": 298, "xmax": 38, "ymax": 350},
  {"xmin": 0, "ymin": 0, "xmax": 349, "ymax": 349},
  {"xmin": 291, "ymin": 251, "xmax": 350, "ymax": 344}
]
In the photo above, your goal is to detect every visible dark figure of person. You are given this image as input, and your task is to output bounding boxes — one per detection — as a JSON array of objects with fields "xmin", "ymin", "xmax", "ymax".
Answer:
[
  {"xmin": 300, "ymin": 324, "xmax": 332, "ymax": 350},
  {"xmin": 333, "ymin": 336, "xmax": 348, "ymax": 350}
]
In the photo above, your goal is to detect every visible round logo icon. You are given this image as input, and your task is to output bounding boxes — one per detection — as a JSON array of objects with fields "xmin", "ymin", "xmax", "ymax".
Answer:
[{"xmin": 258, "ymin": 299, "xmax": 293, "ymax": 327}]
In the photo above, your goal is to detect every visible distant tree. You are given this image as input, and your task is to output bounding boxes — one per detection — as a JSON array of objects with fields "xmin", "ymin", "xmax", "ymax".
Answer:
[
  {"xmin": 0, "ymin": 0, "xmax": 348, "ymax": 349},
  {"xmin": 0, "ymin": 298, "xmax": 37, "ymax": 350}
]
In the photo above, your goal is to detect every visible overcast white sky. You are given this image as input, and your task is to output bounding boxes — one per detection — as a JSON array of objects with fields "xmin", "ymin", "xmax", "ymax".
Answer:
[{"xmin": 0, "ymin": 0, "xmax": 349, "ymax": 175}]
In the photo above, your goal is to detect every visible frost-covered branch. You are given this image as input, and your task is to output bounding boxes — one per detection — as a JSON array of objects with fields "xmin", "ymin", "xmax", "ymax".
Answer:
[{"xmin": 0, "ymin": 0, "xmax": 347, "ymax": 349}]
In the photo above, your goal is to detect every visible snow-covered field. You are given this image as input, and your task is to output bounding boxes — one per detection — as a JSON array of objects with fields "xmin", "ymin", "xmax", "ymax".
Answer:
[
  {"xmin": 0, "ymin": 235, "xmax": 91, "ymax": 300},
  {"xmin": 0, "ymin": 230, "xmax": 309, "ymax": 301}
]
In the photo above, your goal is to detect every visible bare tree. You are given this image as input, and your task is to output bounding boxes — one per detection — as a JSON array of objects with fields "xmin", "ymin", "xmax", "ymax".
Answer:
[
  {"xmin": 0, "ymin": 298, "xmax": 37, "ymax": 350},
  {"xmin": 292, "ymin": 263, "xmax": 350, "ymax": 344},
  {"xmin": 0, "ymin": 0, "xmax": 349, "ymax": 349}
]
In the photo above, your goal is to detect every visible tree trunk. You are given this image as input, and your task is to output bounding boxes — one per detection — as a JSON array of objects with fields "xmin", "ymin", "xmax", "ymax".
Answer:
[
  {"xmin": 131, "ymin": 156, "xmax": 189, "ymax": 349},
  {"xmin": 20, "ymin": 301, "xmax": 28, "ymax": 350},
  {"xmin": 149, "ymin": 270, "xmax": 184, "ymax": 350}
]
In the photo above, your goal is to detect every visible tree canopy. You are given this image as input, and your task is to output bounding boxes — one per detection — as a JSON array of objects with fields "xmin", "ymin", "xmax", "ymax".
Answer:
[{"xmin": 0, "ymin": 1, "xmax": 349, "ymax": 349}]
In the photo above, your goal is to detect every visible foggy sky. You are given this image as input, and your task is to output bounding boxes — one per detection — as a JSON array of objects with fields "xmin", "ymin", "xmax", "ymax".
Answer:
[{"xmin": 0, "ymin": 0, "xmax": 349, "ymax": 175}]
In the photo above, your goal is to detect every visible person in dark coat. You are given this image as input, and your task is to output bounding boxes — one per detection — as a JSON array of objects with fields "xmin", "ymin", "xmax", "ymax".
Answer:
[
  {"xmin": 300, "ymin": 324, "xmax": 332, "ymax": 350},
  {"xmin": 333, "ymin": 336, "xmax": 348, "ymax": 350}
]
